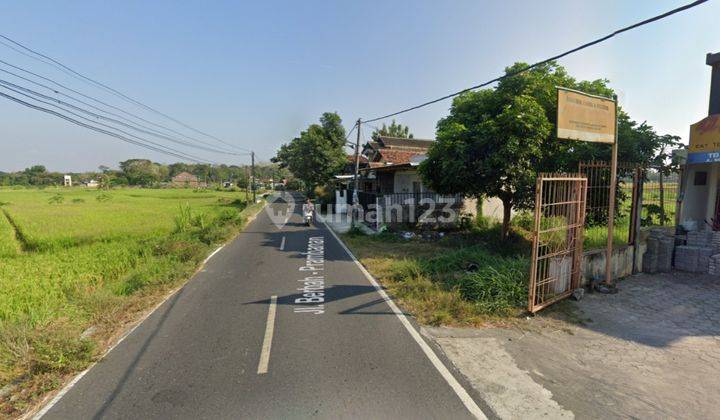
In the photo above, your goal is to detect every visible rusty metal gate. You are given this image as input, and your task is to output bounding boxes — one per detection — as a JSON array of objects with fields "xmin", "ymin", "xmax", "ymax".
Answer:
[{"xmin": 528, "ymin": 174, "xmax": 587, "ymax": 313}]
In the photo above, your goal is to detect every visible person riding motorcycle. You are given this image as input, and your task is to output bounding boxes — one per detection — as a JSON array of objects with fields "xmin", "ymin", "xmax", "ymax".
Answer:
[{"xmin": 302, "ymin": 199, "xmax": 315, "ymax": 225}]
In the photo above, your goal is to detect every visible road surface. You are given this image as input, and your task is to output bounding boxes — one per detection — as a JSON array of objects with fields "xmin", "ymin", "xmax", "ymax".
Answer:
[{"xmin": 39, "ymin": 192, "xmax": 486, "ymax": 419}]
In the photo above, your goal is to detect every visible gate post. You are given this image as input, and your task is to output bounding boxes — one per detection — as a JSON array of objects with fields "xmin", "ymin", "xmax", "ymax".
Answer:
[
  {"xmin": 528, "ymin": 176, "xmax": 543, "ymax": 313},
  {"xmin": 631, "ymin": 168, "xmax": 644, "ymax": 273}
]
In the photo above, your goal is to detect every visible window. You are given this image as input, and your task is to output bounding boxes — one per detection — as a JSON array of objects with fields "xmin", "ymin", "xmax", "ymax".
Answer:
[
  {"xmin": 694, "ymin": 171, "xmax": 708, "ymax": 186},
  {"xmin": 412, "ymin": 181, "xmax": 421, "ymax": 194}
]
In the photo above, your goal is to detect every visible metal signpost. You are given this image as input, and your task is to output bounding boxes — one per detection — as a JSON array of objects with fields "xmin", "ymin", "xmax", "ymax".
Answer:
[{"xmin": 556, "ymin": 87, "xmax": 619, "ymax": 286}]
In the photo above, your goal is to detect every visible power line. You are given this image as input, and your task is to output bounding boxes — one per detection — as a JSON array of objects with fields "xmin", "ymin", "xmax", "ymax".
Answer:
[
  {"xmin": 344, "ymin": 123, "xmax": 357, "ymax": 147},
  {"xmin": 0, "ymin": 90, "xmax": 209, "ymax": 163},
  {"xmin": 0, "ymin": 33, "xmax": 252, "ymax": 153},
  {"xmin": 0, "ymin": 59, "xmax": 243, "ymax": 154},
  {"xmin": 362, "ymin": 0, "xmax": 709, "ymax": 124},
  {"xmin": 0, "ymin": 83, "xmax": 214, "ymax": 163},
  {"xmin": 0, "ymin": 77, "xmax": 250, "ymax": 156}
]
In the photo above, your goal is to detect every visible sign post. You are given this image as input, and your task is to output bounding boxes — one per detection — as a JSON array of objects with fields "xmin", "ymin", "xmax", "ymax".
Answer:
[{"xmin": 556, "ymin": 87, "xmax": 618, "ymax": 286}]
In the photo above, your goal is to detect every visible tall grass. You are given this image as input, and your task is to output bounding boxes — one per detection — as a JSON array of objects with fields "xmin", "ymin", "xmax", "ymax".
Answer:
[
  {"xmin": 0, "ymin": 213, "xmax": 18, "ymax": 257},
  {"xmin": 343, "ymin": 234, "xmax": 530, "ymax": 325}
]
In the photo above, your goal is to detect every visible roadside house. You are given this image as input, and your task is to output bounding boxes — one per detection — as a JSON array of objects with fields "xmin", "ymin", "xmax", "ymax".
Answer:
[{"xmin": 171, "ymin": 172, "xmax": 205, "ymax": 188}]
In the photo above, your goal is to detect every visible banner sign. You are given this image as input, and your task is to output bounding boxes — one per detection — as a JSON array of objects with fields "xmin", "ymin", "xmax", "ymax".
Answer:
[
  {"xmin": 556, "ymin": 88, "xmax": 616, "ymax": 144},
  {"xmin": 688, "ymin": 151, "xmax": 720, "ymax": 164},
  {"xmin": 689, "ymin": 114, "xmax": 720, "ymax": 153}
]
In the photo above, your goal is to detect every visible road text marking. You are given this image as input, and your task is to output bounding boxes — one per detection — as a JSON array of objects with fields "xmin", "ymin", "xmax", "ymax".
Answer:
[{"xmin": 257, "ymin": 295, "xmax": 278, "ymax": 374}]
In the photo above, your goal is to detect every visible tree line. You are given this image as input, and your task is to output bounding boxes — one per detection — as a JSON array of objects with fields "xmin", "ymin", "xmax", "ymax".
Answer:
[{"xmin": 0, "ymin": 160, "xmax": 290, "ymax": 188}]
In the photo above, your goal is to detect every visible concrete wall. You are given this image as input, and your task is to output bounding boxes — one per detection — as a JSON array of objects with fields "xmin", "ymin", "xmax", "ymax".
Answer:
[
  {"xmin": 393, "ymin": 170, "xmax": 424, "ymax": 193},
  {"xmin": 680, "ymin": 163, "xmax": 717, "ymax": 226},
  {"xmin": 481, "ymin": 196, "xmax": 517, "ymax": 221},
  {"xmin": 580, "ymin": 244, "xmax": 641, "ymax": 285}
]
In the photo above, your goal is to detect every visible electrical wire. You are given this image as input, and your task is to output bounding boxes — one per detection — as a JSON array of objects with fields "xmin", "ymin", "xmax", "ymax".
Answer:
[
  {"xmin": 344, "ymin": 123, "xmax": 358, "ymax": 147},
  {"xmin": 0, "ymin": 77, "xmax": 250, "ymax": 156},
  {"xmin": 0, "ymin": 83, "xmax": 214, "ymax": 163},
  {"xmin": 0, "ymin": 59, "xmax": 243, "ymax": 154},
  {"xmin": 362, "ymin": 0, "xmax": 709, "ymax": 123},
  {"xmin": 0, "ymin": 33, "xmax": 252, "ymax": 153},
  {"xmin": 0, "ymin": 89, "xmax": 209, "ymax": 163}
]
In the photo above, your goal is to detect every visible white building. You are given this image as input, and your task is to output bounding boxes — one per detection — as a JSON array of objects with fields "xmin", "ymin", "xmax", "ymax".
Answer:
[
  {"xmin": 63, "ymin": 175, "xmax": 72, "ymax": 187},
  {"xmin": 679, "ymin": 52, "xmax": 720, "ymax": 230}
]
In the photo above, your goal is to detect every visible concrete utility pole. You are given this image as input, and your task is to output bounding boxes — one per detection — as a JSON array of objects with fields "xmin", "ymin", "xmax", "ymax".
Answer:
[
  {"xmin": 251, "ymin": 151, "xmax": 256, "ymax": 203},
  {"xmin": 708, "ymin": 52, "xmax": 720, "ymax": 115},
  {"xmin": 352, "ymin": 119, "xmax": 362, "ymax": 225}
]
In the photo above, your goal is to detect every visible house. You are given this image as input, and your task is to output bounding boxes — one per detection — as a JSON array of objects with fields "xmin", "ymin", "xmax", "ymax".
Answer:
[
  {"xmin": 171, "ymin": 172, "xmax": 205, "ymax": 188},
  {"xmin": 355, "ymin": 153, "xmax": 473, "ymax": 227},
  {"xmin": 678, "ymin": 52, "xmax": 720, "ymax": 230},
  {"xmin": 63, "ymin": 175, "xmax": 72, "ymax": 187},
  {"xmin": 84, "ymin": 179, "xmax": 99, "ymax": 188},
  {"xmin": 356, "ymin": 136, "xmax": 433, "ymax": 193},
  {"xmin": 347, "ymin": 136, "xmax": 515, "ymax": 227}
]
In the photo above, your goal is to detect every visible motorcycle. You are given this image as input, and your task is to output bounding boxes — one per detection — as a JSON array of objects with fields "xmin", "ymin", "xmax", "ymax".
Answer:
[{"xmin": 304, "ymin": 210, "xmax": 314, "ymax": 226}]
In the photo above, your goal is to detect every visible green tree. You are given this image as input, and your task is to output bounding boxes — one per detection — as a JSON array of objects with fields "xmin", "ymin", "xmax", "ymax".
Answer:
[
  {"xmin": 119, "ymin": 159, "xmax": 162, "ymax": 186},
  {"xmin": 420, "ymin": 93, "xmax": 550, "ymax": 239},
  {"xmin": 273, "ymin": 112, "xmax": 346, "ymax": 194},
  {"xmin": 371, "ymin": 120, "xmax": 414, "ymax": 141}
]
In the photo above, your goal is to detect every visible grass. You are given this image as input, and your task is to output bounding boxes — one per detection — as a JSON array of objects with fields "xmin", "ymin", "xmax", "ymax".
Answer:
[
  {"xmin": 583, "ymin": 217, "xmax": 631, "ymax": 250},
  {"xmin": 0, "ymin": 187, "xmax": 262, "ymax": 416},
  {"xmin": 342, "ymin": 227, "xmax": 530, "ymax": 326}
]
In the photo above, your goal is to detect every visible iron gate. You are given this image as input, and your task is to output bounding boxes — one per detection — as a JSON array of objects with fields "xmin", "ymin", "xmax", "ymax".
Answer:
[{"xmin": 528, "ymin": 174, "xmax": 588, "ymax": 313}]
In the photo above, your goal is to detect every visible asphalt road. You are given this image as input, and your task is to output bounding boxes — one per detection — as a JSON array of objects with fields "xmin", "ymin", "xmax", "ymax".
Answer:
[{"xmin": 39, "ymin": 192, "xmax": 484, "ymax": 419}]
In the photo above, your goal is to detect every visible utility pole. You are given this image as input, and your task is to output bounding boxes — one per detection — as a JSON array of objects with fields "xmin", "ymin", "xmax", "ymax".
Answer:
[
  {"xmin": 352, "ymin": 119, "xmax": 362, "ymax": 225},
  {"xmin": 251, "ymin": 151, "xmax": 256, "ymax": 203},
  {"xmin": 605, "ymin": 94, "xmax": 619, "ymax": 286}
]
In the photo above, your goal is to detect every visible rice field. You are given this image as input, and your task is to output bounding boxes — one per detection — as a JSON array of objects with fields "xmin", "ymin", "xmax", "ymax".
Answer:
[{"xmin": 0, "ymin": 187, "xmax": 259, "ymax": 414}]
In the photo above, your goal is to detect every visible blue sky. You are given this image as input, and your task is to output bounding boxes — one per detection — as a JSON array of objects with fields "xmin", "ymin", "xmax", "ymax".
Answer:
[{"xmin": 0, "ymin": 0, "xmax": 717, "ymax": 171}]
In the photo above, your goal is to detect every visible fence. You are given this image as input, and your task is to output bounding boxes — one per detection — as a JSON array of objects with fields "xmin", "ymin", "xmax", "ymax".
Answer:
[
  {"xmin": 378, "ymin": 192, "xmax": 463, "ymax": 207},
  {"xmin": 528, "ymin": 174, "xmax": 587, "ymax": 313},
  {"xmin": 640, "ymin": 168, "xmax": 680, "ymax": 227},
  {"xmin": 350, "ymin": 191, "xmax": 464, "ymax": 226},
  {"xmin": 578, "ymin": 161, "xmax": 640, "ymax": 250}
]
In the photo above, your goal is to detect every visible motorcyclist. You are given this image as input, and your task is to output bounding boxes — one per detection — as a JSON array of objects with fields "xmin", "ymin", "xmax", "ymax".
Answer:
[{"xmin": 302, "ymin": 199, "xmax": 315, "ymax": 224}]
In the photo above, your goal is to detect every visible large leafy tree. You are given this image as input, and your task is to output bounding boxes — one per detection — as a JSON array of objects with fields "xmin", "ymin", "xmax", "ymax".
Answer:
[
  {"xmin": 371, "ymin": 119, "xmax": 413, "ymax": 141},
  {"xmin": 420, "ymin": 61, "xmax": 677, "ymax": 240},
  {"xmin": 273, "ymin": 112, "xmax": 347, "ymax": 194},
  {"xmin": 420, "ymin": 93, "xmax": 550, "ymax": 239},
  {"xmin": 119, "ymin": 159, "xmax": 164, "ymax": 186}
]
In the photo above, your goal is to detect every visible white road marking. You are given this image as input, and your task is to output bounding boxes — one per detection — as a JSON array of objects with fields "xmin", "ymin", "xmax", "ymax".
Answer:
[
  {"xmin": 280, "ymin": 236, "xmax": 286, "ymax": 251},
  {"xmin": 203, "ymin": 245, "xmax": 224, "ymax": 265},
  {"xmin": 322, "ymin": 221, "xmax": 488, "ymax": 420},
  {"xmin": 33, "ymin": 242, "xmax": 230, "ymax": 419},
  {"xmin": 257, "ymin": 295, "xmax": 278, "ymax": 375}
]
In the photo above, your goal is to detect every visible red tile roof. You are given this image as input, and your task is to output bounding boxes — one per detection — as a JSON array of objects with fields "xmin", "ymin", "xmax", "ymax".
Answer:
[
  {"xmin": 376, "ymin": 149, "xmax": 424, "ymax": 165},
  {"xmin": 346, "ymin": 154, "xmax": 368, "ymax": 163}
]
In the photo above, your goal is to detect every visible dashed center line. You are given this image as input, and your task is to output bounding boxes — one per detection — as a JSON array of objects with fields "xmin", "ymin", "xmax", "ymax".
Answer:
[
  {"xmin": 257, "ymin": 295, "xmax": 278, "ymax": 375},
  {"xmin": 280, "ymin": 236, "xmax": 286, "ymax": 251}
]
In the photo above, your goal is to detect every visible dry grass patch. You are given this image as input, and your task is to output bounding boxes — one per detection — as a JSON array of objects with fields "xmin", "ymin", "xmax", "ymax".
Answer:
[{"xmin": 342, "ymin": 231, "xmax": 530, "ymax": 327}]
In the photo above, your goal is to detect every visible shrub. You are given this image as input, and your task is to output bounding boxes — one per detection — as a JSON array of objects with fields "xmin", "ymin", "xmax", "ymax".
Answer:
[
  {"xmin": 47, "ymin": 194, "xmax": 64, "ymax": 205},
  {"xmin": 96, "ymin": 193, "xmax": 112, "ymax": 202}
]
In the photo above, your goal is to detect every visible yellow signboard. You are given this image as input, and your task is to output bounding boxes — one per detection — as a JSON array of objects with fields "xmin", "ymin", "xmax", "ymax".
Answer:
[
  {"xmin": 689, "ymin": 114, "xmax": 720, "ymax": 153},
  {"xmin": 557, "ymin": 88, "xmax": 616, "ymax": 144}
]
